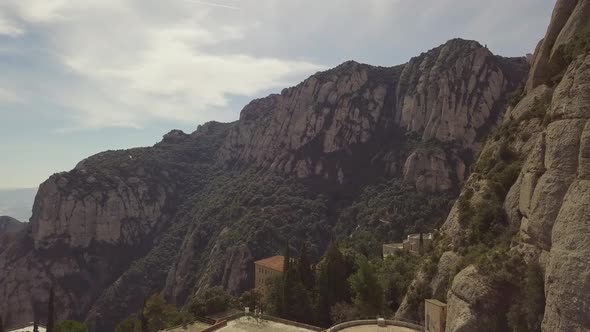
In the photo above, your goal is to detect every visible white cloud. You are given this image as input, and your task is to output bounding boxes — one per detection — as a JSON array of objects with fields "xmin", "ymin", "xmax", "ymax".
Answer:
[
  {"xmin": 0, "ymin": 87, "xmax": 23, "ymax": 104},
  {"xmin": 0, "ymin": 0, "xmax": 554, "ymax": 130},
  {"xmin": 0, "ymin": 13, "xmax": 24, "ymax": 37},
  {"xmin": 0, "ymin": 0, "xmax": 323, "ymax": 129}
]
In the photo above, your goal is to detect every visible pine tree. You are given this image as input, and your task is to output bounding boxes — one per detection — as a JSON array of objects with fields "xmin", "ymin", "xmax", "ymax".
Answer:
[
  {"xmin": 298, "ymin": 242, "xmax": 314, "ymax": 291},
  {"xmin": 349, "ymin": 258, "xmax": 383, "ymax": 316},
  {"xmin": 47, "ymin": 286, "xmax": 55, "ymax": 332}
]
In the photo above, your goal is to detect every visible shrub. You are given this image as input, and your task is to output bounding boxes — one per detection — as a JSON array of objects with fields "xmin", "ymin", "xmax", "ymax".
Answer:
[
  {"xmin": 330, "ymin": 302, "xmax": 360, "ymax": 324},
  {"xmin": 54, "ymin": 321, "xmax": 88, "ymax": 332}
]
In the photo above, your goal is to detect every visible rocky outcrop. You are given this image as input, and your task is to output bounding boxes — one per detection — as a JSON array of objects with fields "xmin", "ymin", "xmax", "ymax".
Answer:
[
  {"xmin": 439, "ymin": 1, "xmax": 590, "ymax": 330},
  {"xmin": 219, "ymin": 40, "xmax": 527, "ymax": 186},
  {"xmin": 402, "ymin": 148, "xmax": 458, "ymax": 192},
  {"xmin": 31, "ymin": 173, "xmax": 168, "ymax": 249},
  {"xmin": 526, "ymin": 0, "xmax": 590, "ymax": 91},
  {"xmin": 395, "ymin": 40, "xmax": 522, "ymax": 147},
  {"xmin": 0, "ymin": 123, "xmax": 232, "ymax": 331},
  {"xmin": 445, "ymin": 265, "xmax": 495, "ymax": 332},
  {"xmin": 430, "ymin": 251, "xmax": 461, "ymax": 299}
]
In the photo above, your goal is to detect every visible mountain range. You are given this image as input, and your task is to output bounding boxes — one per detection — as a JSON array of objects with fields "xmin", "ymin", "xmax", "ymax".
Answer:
[{"xmin": 1, "ymin": 0, "xmax": 589, "ymax": 331}]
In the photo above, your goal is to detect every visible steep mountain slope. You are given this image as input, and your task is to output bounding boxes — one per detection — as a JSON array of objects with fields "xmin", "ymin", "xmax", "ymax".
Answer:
[
  {"xmin": 0, "ymin": 216, "xmax": 25, "ymax": 252},
  {"xmin": 395, "ymin": 1, "xmax": 590, "ymax": 331},
  {"xmin": 0, "ymin": 40, "xmax": 527, "ymax": 332}
]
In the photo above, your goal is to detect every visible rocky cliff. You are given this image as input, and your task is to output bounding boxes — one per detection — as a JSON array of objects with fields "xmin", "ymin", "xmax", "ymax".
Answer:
[
  {"xmin": 396, "ymin": 1, "xmax": 590, "ymax": 331},
  {"xmin": 219, "ymin": 40, "xmax": 526, "ymax": 190},
  {"xmin": 0, "ymin": 39, "xmax": 528, "ymax": 332}
]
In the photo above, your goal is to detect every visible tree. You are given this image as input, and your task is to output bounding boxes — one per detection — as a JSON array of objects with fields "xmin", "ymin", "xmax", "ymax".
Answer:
[
  {"xmin": 418, "ymin": 232, "xmax": 424, "ymax": 255},
  {"xmin": 188, "ymin": 287, "xmax": 232, "ymax": 317},
  {"xmin": 239, "ymin": 289, "xmax": 262, "ymax": 311},
  {"xmin": 143, "ymin": 293, "xmax": 177, "ymax": 331},
  {"xmin": 349, "ymin": 257, "xmax": 383, "ymax": 316},
  {"xmin": 298, "ymin": 242, "xmax": 314, "ymax": 291},
  {"xmin": 281, "ymin": 242, "xmax": 292, "ymax": 318},
  {"xmin": 33, "ymin": 321, "xmax": 39, "ymax": 332},
  {"xmin": 379, "ymin": 252, "xmax": 419, "ymax": 312},
  {"xmin": 114, "ymin": 316, "xmax": 141, "ymax": 332},
  {"xmin": 54, "ymin": 320, "xmax": 88, "ymax": 332},
  {"xmin": 316, "ymin": 243, "xmax": 350, "ymax": 326},
  {"xmin": 47, "ymin": 286, "xmax": 55, "ymax": 332}
]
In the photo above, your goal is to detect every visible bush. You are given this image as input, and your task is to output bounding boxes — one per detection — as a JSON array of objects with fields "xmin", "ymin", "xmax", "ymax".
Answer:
[
  {"xmin": 330, "ymin": 302, "xmax": 360, "ymax": 323},
  {"xmin": 114, "ymin": 316, "xmax": 141, "ymax": 332}
]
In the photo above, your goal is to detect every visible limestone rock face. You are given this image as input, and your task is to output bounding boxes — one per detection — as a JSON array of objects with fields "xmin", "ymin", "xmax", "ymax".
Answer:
[
  {"xmin": 526, "ymin": 0, "xmax": 590, "ymax": 91},
  {"xmin": 31, "ymin": 173, "xmax": 168, "ymax": 249},
  {"xmin": 430, "ymin": 251, "xmax": 461, "ymax": 299},
  {"xmin": 445, "ymin": 265, "xmax": 494, "ymax": 332},
  {"xmin": 0, "ymin": 123, "xmax": 231, "ymax": 331},
  {"xmin": 441, "ymin": 28, "xmax": 590, "ymax": 332},
  {"xmin": 395, "ymin": 40, "xmax": 515, "ymax": 147},
  {"xmin": 539, "ymin": 54, "xmax": 590, "ymax": 332},
  {"xmin": 403, "ymin": 148, "xmax": 456, "ymax": 192},
  {"xmin": 219, "ymin": 40, "xmax": 526, "ymax": 185}
]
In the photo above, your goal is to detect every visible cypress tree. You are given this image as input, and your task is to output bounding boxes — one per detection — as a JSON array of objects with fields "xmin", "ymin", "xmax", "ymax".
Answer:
[
  {"xmin": 280, "ymin": 242, "xmax": 291, "ymax": 318},
  {"xmin": 47, "ymin": 286, "xmax": 55, "ymax": 332},
  {"xmin": 316, "ymin": 242, "xmax": 349, "ymax": 326},
  {"xmin": 418, "ymin": 232, "xmax": 424, "ymax": 255},
  {"xmin": 298, "ymin": 242, "xmax": 314, "ymax": 291}
]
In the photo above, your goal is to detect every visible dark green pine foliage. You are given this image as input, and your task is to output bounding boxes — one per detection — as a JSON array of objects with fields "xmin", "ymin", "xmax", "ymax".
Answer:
[
  {"xmin": 349, "ymin": 258, "xmax": 383, "ymax": 316},
  {"xmin": 316, "ymin": 243, "xmax": 350, "ymax": 326},
  {"xmin": 280, "ymin": 242, "xmax": 292, "ymax": 318},
  {"xmin": 47, "ymin": 287, "xmax": 55, "ymax": 332},
  {"xmin": 298, "ymin": 242, "xmax": 315, "ymax": 291}
]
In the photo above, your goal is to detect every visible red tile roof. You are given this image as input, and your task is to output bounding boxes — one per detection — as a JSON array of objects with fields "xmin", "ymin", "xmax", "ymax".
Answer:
[{"xmin": 254, "ymin": 255, "xmax": 284, "ymax": 272}]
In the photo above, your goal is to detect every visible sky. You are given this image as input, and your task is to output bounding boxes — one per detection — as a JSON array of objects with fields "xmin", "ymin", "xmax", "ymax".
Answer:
[{"xmin": 0, "ymin": 0, "xmax": 556, "ymax": 189}]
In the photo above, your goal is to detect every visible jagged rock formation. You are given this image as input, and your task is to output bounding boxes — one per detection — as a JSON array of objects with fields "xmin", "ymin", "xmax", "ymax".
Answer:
[
  {"xmin": 219, "ymin": 41, "xmax": 526, "ymax": 190},
  {"xmin": 0, "ymin": 40, "xmax": 528, "ymax": 332},
  {"xmin": 399, "ymin": 1, "xmax": 590, "ymax": 331}
]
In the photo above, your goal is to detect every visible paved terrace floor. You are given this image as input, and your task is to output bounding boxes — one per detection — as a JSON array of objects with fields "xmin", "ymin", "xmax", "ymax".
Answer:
[
  {"xmin": 165, "ymin": 321, "xmax": 212, "ymax": 332},
  {"xmin": 336, "ymin": 326, "xmax": 418, "ymax": 332},
  {"xmin": 216, "ymin": 316, "xmax": 317, "ymax": 332}
]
